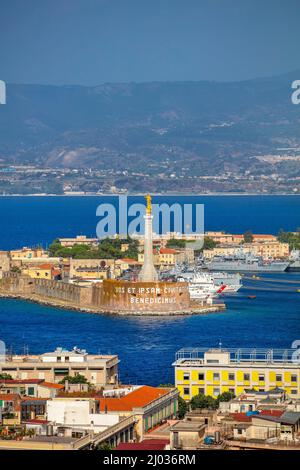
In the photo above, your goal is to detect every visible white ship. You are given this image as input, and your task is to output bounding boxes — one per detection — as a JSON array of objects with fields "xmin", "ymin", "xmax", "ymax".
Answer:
[
  {"xmin": 211, "ymin": 272, "xmax": 242, "ymax": 294},
  {"xmin": 177, "ymin": 271, "xmax": 217, "ymax": 301}
]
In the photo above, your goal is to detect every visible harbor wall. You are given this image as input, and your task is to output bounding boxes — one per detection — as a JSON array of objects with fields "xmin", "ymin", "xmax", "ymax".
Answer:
[
  {"xmin": 97, "ymin": 279, "xmax": 190, "ymax": 312},
  {"xmin": 0, "ymin": 273, "xmax": 94, "ymax": 307}
]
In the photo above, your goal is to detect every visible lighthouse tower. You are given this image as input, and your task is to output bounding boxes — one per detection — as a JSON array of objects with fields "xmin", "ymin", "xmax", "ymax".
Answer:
[{"xmin": 138, "ymin": 194, "xmax": 158, "ymax": 282}]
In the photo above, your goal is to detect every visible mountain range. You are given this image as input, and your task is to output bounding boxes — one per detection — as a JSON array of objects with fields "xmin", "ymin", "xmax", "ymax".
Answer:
[{"xmin": 0, "ymin": 70, "xmax": 300, "ymax": 181}]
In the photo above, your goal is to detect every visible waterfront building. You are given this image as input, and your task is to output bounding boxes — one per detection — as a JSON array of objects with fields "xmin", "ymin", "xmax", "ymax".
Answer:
[
  {"xmin": 173, "ymin": 348, "xmax": 300, "ymax": 400},
  {"xmin": 205, "ymin": 232, "xmax": 277, "ymax": 245},
  {"xmin": 0, "ymin": 347, "xmax": 119, "ymax": 387},
  {"xmin": 203, "ymin": 241, "xmax": 289, "ymax": 260},
  {"xmin": 69, "ymin": 258, "xmax": 115, "ymax": 280},
  {"xmin": 59, "ymin": 235, "xmax": 99, "ymax": 247},
  {"xmin": 10, "ymin": 247, "xmax": 47, "ymax": 260},
  {"xmin": 138, "ymin": 247, "xmax": 194, "ymax": 268},
  {"xmin": 21, "ymin": 263, "xmax": 61, "ymax": 280}
]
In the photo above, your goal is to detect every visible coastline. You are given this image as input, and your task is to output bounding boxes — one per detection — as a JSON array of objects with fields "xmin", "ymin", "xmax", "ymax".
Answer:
[
  {"xmin": 0, "ymin": 292, "xmax": 226, "ymax": 317},
  {"xmin": 0, "ymin": 193, "xmax": 299, "ymax": 197}
]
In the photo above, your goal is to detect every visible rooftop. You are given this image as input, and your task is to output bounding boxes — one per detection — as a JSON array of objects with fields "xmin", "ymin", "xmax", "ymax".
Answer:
[
  {"xmin": 174, "ymin": 348, "xmax": 299, "ymax": 365},
  {"xmin": 98, "ymin": 386, "xmax": 174, "ymax": 412},
  {"xmin": 116, "ymin": 439, "xmax": 169, "ymax": 451}
]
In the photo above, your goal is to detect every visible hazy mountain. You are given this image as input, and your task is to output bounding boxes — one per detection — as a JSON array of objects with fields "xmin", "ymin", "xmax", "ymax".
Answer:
[{"xmin": 0, "ymin": 71, "xmax": 300, "ymax": 177}]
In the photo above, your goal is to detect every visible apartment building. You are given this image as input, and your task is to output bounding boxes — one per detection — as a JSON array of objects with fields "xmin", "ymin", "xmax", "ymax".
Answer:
[
  {"xmin": 173, "ymin": 348, "xmax": 300, "ymax": 400},
  {"xmin": 59, "ymin": 235, "xmax": 99, "ymax": 247},
  {"xmin": 203, "ymin": 241, "xmax": 289, "ymax": 260},
  {"xmin": 205, "ymin": 232, "xmax": 277, "ymax": 245},
  {"xmin": 97, "ymin": 385, "xmax": 179, "ymax": 440},
  {"xmin": 0, "ymin": 347, "xmax": 119, "ymax": 387}
]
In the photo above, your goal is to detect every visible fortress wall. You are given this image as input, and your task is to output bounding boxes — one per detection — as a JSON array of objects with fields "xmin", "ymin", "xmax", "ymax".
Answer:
[
  {"xmin": 34, "ymin": 278, "xmax": 82, "ymax": 304},
  {"xmin": 0, "ymin": 272, "xmax": 35, "ymax": 294},
  {"xmin": 98, "ymin": 279, "xmax": 190, "ymax": 312},
  {"xmin": 0, "ymin": 273, "xmax": 94, "ymax": 307}
]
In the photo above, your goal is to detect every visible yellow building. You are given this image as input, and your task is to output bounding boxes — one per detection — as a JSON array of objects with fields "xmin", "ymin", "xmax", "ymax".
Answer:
[
  {"xmin": 10, "ymin": 247, "xmax": 47, "ymax": 259},
  {"xmin": 173, "ymin": 348, "xmax": 300, "ymax": 400},
  {"xmin": 22, "ymin": 263, "xmax": 56, "ymax": 279},
  {"xmin": 203, "ymin": 241, "xmax": 289, "ymax": 260}
]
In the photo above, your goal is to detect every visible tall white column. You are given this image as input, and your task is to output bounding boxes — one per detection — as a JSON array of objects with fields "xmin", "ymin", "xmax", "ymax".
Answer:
[{"xmin": 138, "ymin": 196, "xmax": 158, "ymax": 282}]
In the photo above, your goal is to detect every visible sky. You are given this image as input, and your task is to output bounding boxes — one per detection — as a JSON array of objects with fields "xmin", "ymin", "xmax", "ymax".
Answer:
[{"xmin": 0, "ymin": 0, "xmax": 300, "ymax": 85}]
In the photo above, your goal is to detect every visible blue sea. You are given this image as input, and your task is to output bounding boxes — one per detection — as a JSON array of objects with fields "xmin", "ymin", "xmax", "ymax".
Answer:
[{"xmin": 0, "ymin": 195, "xmax": 299, "ymax": 385}]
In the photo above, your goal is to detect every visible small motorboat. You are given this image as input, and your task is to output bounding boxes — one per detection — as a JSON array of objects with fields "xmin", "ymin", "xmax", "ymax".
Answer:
[{"xmin": 247, "ymin": 295, "xmax": 257, "ymax": 299}]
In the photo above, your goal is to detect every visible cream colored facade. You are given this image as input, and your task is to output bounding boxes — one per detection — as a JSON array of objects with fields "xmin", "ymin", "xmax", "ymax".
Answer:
[
  {"xmin": 174, "ymin": 348, "xmax": 300, "ymax": 400},
  {"xmin": 10, "ymin": 247, "xmax": 47, "ymax": 259},
  {"xmin": 59, "ymin": 235, "xmax": 98, "ymax": 247},
  {"xmin": 138, "ymin": 248, "xmax": 194, "ymax": 267},
  {"xmin": 205, "ymin": 232, "xmax": 277, "ymax": 245},
  {"xmin": 22, "ymin": 265, "xmax": 54, "ymax": 279},
  {"xmin": 0, "ymin": 347, "xmax": 119, "ymax": 387},
  {"xmin": 69, "ymin": 258, "xmax": 115, "ymax": 279},
  {"xmin": 203, "ymin": 242, "xmax": 289, "ymax": 260}
]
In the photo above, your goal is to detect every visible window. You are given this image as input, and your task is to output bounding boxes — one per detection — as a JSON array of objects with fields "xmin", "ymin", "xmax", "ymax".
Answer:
[
  {"xmin": 57, "ymin": 357, "xmax": 61, "ymax": 362},
  {"xmin": 276, "ymin": 374, "xmax": 282, "ymax": 382},
  {"xmin": 291, "ymin": 375, "xmax": 297, "ymax": 382},
  {"xmin": 183, "ymin": 388, "xmax": 190, "ymax": 395},
  {"xmin": 213, "ymin": 373, "xmax": 220, "ymax": 381},
  {"xmin": 291, "ymin": 389, "xmax": 297, "ymax": 395},
  {"xmin": 238, "ymin": 429, "xmax": 243, "ymax": 435},
  {"xmin": 198, "ymin": 373, "xmax": 204, "ymax": 381},
  {"xmin": 213, "ymin": 388, "xmax": 220, "ymax": 397},
  {"xmin": 183, "ymin": 372, "xmax": 190, "ymax": 381},
  {"xmin": 27, "ymin": 387, "xmax": 35, "ymax": 396},
  {"xmin": 228, "ymin": 373, "xmax": 235, "ymax": 381},
  {"xmin": 258, "ymin": 374, "xmax": 265, "ymax": 381},
  {"xmin": 244, "ymin": 374, "xmax": 250, "ymax": 381},
  {"xmin": 229, "ymin": 388, "xmax": 235, "ymax": 394},
  {"xmin": 198, "ymin": 388, "xmax": 205, "ymax": 395},
  {"xmin": 65, "ymin": 357, "xmax": 70, "ymax": 362}
]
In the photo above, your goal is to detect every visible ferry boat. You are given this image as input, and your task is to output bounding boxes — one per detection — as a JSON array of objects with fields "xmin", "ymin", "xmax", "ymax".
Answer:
[
  {"xmin": 177, "ymin": 271, "xmax": 217, "ymax": 301},
  {"xmin": 211, "ymin": 272, "xmax": 242, "ymax": 293}
]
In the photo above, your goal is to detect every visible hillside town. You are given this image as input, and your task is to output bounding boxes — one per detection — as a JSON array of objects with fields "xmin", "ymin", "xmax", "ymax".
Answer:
[{"xmin": 0, "ymin": 345, "xmax": 299, "ymax": 450}]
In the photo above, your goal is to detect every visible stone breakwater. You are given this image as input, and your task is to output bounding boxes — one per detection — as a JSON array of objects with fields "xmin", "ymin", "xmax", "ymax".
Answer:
[{"xmin": 0, "ymin": 273, "xmax": 225, "ymax": 316}]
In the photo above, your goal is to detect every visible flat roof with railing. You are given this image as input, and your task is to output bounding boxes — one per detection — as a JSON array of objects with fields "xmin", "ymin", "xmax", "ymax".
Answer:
[{"xmin": 174, "ymin": 348, "xmax": 299, "ymax": 365}]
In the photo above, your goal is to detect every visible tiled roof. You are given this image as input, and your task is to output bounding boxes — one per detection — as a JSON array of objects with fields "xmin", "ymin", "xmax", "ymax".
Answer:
[
  {"xmin": 116, "ymin": 439, "xmax": 169, "ymax": 450},
  {"xmin": 39, "ymin": 382, "xmax": 64, "ymax": 389},
  {"xmin": 0, "ymin": 379, "xmax": 43, "ymax": 385},
  {"xmin": 259, "ymin": 409, "xmax": 284, "ymax": 417},
  {"xmin": 0, "ymin": 393, "xmax": 20, "ymax": 400},
  {"xmin": 230, "ymin": 413, "xmax": 252, "ymax": 422},
  {"xmin": 160, "ymin": 248, "xmax": 178, "ymax": 254},
  {"xmin": 117, "ymin": 258, "xmax": 138, "ymax": 263},
  {"xmin": 98, "ymin": 386, "xmax": 171, "ymax": 412},
  {"xmin": 24, "ymin": 419, "xmax": 50, "ymax": 425}
]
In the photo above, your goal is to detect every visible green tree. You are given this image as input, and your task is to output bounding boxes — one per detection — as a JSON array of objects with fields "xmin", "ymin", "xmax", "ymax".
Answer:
[
  {"xmin": 278, "ymin": 229, "xmax": 300, "ymax": 250},
  {"xmin": 166, "ymin": 239, "xmax": 186, "ymax": 249},
  {"xmin": 216, "ymin": 391, "xmax": 235, "ymax": 406},
  {"xmin": 0, "ymin": 373, "xmax": 13, "ymax": 380},
  {"xmin": 243, "ymin": 230, "xmax": 254, "ymax": 243},
  {"xmin": 178, "ymin": 396, "xmax": 188, "ymax": 419},
  {"xmin": 59, "ymin": 373, "xmax": 88, "ymax": 385},
  {"xmin": 202, "ymin": 237, "xmax": 218, "ymax": 251},
  {"xmin": 97, "ymin": 442, "xmax": 114, "ymax": 450},
  {"xmin": 190, "ymin": 393, "xmax": 218, "ymax": 410}
]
